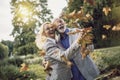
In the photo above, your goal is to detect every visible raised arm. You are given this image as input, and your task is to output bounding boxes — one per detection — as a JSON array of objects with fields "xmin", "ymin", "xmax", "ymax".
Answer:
[{"xmin": 43, "ymin": 39, "xmax": 80, "ymax": 62}]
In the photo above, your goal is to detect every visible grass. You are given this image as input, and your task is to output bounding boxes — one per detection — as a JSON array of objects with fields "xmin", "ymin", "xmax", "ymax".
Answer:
[{"xmin": 92, "ymin": 46, "xmax": 120, "ymax": 80}]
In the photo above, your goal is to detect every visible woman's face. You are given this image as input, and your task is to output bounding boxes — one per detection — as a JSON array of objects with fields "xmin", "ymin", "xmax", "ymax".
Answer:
[{"xmin": 43, "ymin": 23, "xmax": 55, "ymax": 39}]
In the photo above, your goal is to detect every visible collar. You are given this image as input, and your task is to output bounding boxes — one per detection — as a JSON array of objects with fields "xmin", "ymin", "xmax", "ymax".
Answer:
[
  {"xmin": 60, "ymin": 28, "xmax": 69, "ymax": 39},
  {"xmin": 64, "ymin": 28, "xmax": 69, "ymax": 34}
]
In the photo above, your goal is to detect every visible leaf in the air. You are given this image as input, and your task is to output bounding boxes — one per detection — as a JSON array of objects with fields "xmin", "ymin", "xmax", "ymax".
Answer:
[
  {"xmin": 102, "ymin": 34, "xmax": 107, "ymax": 40},
  {"xmin": 103, "ymin": 7, "xmax": 111, "ymax": 16},
  {"xmin": 103, "ymin": 25, "xmax": 111, "ymax": 30}
]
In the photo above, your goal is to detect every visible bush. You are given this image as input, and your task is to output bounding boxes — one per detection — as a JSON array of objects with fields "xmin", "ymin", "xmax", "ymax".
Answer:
[
  {"xmin": 29, "ymin": 64, "xmax": 46, "ymax": 79},
  {"xmin": 0, "ymin": 65, "xmax": 36, "ymax": 80},
  {"xmin": 19, "ymin": 71, "xmax": 37, "ymax": 80},
  {"xmin": 0, "ymin": 57, "xmax": 24, "ymax": 67},
  {"xmin": 25, "ymin": 57, "xmax": 42, "ymax": 64},
  {"xmin": 0, "ymin": 43, "xmax": 9, "ymax": 60},
  {"xmin": 7, "ymin": 57, "xmax": 24, "ymax": 67},
  {"xmin": 0, "ymin": 65, "xmax": 20, "ymax": 80}
]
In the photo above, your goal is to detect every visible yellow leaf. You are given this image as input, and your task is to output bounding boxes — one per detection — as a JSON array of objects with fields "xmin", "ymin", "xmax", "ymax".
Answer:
[
  {"xmin": 103, "ymin": 7, "xmax": 111, "ymax": 16},
  {"xmin": 112, "ymin": 23, "xmax": 120, "ymax": 31},
  {"xmin": 86, "ymin": 13, "xmax": 93, "ymax": 20},
  {"xmin": 102, "ymin": 34, "xmax": 107, "ymax": 40},
  {"xmin": 20, "ymin": 63, "xmax": 29, "ymax": 72},
  {"xmin": 103, "ymin": 25, "xmax": 111, "ymax": 30},
  {"xmin": 67, "ymin": 10, "xmax": 76, "ymax": 19}
]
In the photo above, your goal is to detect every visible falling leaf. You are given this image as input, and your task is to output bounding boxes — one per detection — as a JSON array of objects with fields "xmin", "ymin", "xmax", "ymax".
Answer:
[
  {"xmin": 86, "ymin": 13, "xmax": 93, "ymax": 20},
  {"xmin": 20, "ymin": 63, "xmax": 29, "ymax": 72},
  {"xmin": 76, "ymin": 10, "xmax": 84, "ymax": 18},
  {"xmin": 103, "ymin": 7, "xmax": 111, "ymax": 16},
  {"xmin": 112, "ymin": 26, "xmax": 120, "ymax": 31},
  {"xmin": 39, "ymin": 50, "xmax": 45, "ymax": 56},
  {"xmin": 103, "ymin": 25, "xmax": 111, "ymax": 30},
  {"xmin": 67, "ymin": 10, "xmax": 76, "ymax": 19},
  {"xmin": 102, "ymin": 34, "xmax": 107, "ymax": 40},
  {"xmin": 71, "ymin": 22, "xmax": 80, "ymax": 28},
  {"xmin": 112, "ymin": 26, "xmax": 117, "ymax": 31}
]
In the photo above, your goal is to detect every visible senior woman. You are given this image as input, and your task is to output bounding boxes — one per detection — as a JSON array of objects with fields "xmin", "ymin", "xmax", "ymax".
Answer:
[{"xmin": 35, "ymin": 22, "xmax": 82, "ymax": 80}]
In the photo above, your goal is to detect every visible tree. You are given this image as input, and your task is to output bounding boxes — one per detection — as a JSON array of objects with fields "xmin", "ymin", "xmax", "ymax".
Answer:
[
  {"xmin": 10, "ymin": 0, "xmax": 53, "ymax": 55},
  {"xmin": 0, "ymin": 43, "xmax": 9, "ymax": 60},
  {"xmin": 1, "ymin": 40, "xmax": 14, "ymax": 56},
  {"xmin": 61, "ymin": 0, "xmax": 120, "ymax": 48}
]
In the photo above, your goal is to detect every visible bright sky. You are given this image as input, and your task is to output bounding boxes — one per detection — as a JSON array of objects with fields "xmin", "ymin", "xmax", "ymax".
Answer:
[
  {"xmin": 0, "ymin": 0, "xmax": 13, "ymax": 41},
  {"xmin": 0, "ymin": 0, "xmax": 67, "ymax": 42}
]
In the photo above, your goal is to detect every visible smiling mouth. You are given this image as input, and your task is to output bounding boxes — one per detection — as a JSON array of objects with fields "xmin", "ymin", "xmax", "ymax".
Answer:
[
  {"xmin": 59, "ymin": 26, "xmax": 64, "ymax": 29},
  {"xmin": 49, "ymin": 30, "xmax": 55, "ymax": 34}
]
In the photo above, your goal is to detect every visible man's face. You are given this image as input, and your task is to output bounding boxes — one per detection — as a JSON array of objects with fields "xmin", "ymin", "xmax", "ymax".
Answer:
[{"xmin": 54, "ymin": 19, "xmax": 66, "ymax": 33}]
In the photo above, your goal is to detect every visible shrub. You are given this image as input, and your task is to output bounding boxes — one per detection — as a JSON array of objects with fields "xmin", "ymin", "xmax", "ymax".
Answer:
[
  {"xmin": 0, "ymin": 65, "xmax": 36, "ymax": 80},
  {"xmin": 0, "ymin": 65, "xmax": 20, "ymax": 80},
  {"xmin": 29, "ymin": 64, "xmax": 46, "ymax": 79},
  {"xmin": 0, "ymin": 57, "xmax": 24, "ymax": 67},
  {"xmin": 19, "ymin": 71, "xmax": 37, "ymax": 80},
  {"xmin": 25, "ymin": 57, "xmax": 42, "ymax": 64},
  {"xmin": 0, "ymin": 43, "xmax": 9, "ymax": 60},
  {"xmin": 7, "ymin": 57, "xmax": 24, "ymax": 67}
]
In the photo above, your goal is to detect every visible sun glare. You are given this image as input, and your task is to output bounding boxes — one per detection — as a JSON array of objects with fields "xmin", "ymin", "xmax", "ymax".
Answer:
[
  {"xmin": 18, "ymin": 4, "xmax": 32, "ymax": 23},
  {"xmin": 19, "ymin": 7, "xmax": 29, "ymax": 17}
]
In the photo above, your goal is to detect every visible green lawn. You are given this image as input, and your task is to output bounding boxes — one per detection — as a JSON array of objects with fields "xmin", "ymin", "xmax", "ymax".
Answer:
[{"xmin": 92, "ymin": 46, "xmax": 120, "ymax": 80}]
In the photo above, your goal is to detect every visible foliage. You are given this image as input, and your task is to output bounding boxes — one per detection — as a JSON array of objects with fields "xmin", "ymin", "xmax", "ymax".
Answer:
[
  {"xmin": 0, "ymin": 57, "xmax": 23, "ymax": 67},
  {"xmin": 0, "ymin": 65, "xmax": 36, "ymax": 80},
  {"xmin": 62, "ymin": 0, "xmax": 120, "ymax": 48},
  {"xmin": 25, "ymin": 57, "xmax": 42, "ymax": 64},
  {"xmin": 91, "ymin": 46, "xmax": 120, "ymax": 72},
  {"xmin": 7, "ymin": 57, "xmax": 24, "ymax": 67},
  {"xmin": 1, "ymin": 40, "xmax": 14, "ymax": 56},
  {"xmin": 0, "ymin": 43, "xmax": 9, "ymax": 60},
  {"xmin": 29, "ymin": 64, "xmax": 46, "ymax": 80},
  {"xmin": 10, "ymin": 0, "xmax": 53, "ymax": 55}
]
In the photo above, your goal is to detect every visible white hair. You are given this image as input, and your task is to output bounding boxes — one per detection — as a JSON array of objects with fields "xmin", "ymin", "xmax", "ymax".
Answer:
[{"xmin": 53, "ymin": 18, "xmax": 65, "ymax": 24}]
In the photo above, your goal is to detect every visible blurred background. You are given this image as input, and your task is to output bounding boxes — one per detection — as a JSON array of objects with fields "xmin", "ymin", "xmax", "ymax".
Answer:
[{"xmin": 0, "ymin": 0, "xmax": 120, "ymax": 80}]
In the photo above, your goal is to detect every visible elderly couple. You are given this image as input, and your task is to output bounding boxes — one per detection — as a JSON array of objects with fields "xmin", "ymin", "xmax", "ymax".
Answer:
[{"xmin": 36, "ymin": 18, "xmax": 99, "ymax": 80}]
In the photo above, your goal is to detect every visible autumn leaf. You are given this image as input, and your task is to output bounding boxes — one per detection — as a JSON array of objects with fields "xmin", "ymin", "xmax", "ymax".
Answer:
[
  {"xmin": 86, "ymin": 13, "xmax": 93, "ymax": 20},
  {"xmin": 103, "ymin": 25, "xmax": 111, "ymax": 30},
  {"xmin": 76, "ymin": 9, "xmax": 84, "ymax": 19},
  {"xmin": 68, "ymin": 10, "xmax": 76, "ymax": 19},
  {"xmin": 39, "ymin": 50, "xmax": 45, "ymax": 56},
  {"xmin": 103, "ymin": 7, "xmax": 111, "ymax": 16},
  {"xmin": 102, "ymin": 34, "xmax": 107, "ymax": 40},
  {"xmin": 20, "ymin": 63, "xmax": 29, "ymax": 72},
  {"xmin": 112, "ymin": 23, "xmax": 120, "ymax": 31}
]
